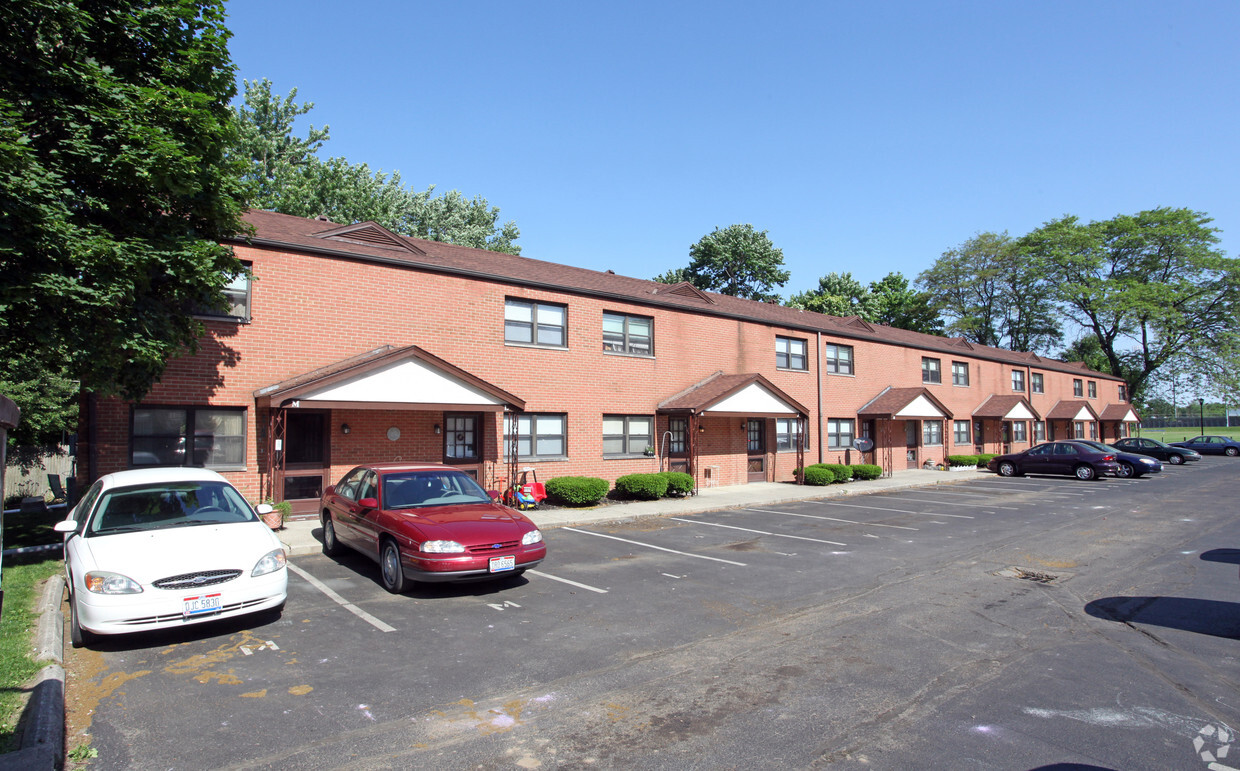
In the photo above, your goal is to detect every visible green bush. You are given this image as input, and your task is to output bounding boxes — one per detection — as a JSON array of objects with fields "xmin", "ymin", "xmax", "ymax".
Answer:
[
  {"xmin": 975, "ymin": 454, "xmax": 998, "ymax": 468},
  {"xmin": 544, "ymin": 476, "xmax": 610, "ymax": 506},
  {"xmin": 614, "ymin": 473, "xmax": 669, "ymax": 500},
  {"xmin": 817, "ymin": 463, "xmax": 851, "ymax": 483},
  {"xmin": 659, "ymin": 471, "xmax": 695, "ymax": 496},
  {"xmin": 849, "ymin": 464, "xmax": 883, "ymax": 481},
  {"xmin": 803, "ymin": 466, "xmax": 835, "ymax": 485},
  {"xmin": 946, "ymin": 454, "xmax": 979, "ymax": 467}
]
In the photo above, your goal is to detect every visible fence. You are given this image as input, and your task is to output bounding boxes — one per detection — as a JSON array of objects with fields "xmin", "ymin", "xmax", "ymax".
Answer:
[
  {"xmin": 1139, "ymin": 416, "xmax": 1236, "ymax": 429},
  {"xmin": 3, "ymin": 447, "xmax": 74, "ymax": 504}
]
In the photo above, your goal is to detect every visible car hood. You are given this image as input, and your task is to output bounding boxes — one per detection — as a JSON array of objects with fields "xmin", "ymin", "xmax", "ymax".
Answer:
[
  {"xmin": 78, "ymin": 522, "xmax": 282, "ymax": 582},
  {"xmin": 393, "ymin": 502, "xmax": 535, "ymax": 544}
]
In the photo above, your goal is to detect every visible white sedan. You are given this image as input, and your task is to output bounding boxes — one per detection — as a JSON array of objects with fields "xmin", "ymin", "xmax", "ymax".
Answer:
[{"xmin": 56, "ymin": 467, "xmax": 287, "ymax": 647}]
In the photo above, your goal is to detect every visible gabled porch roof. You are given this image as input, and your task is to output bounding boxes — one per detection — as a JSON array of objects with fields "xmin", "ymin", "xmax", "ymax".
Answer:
[
  {"xmin": 973, "ymin": 394, "xmax": 1041, "ymax": 421},
  {"xmin": 1098, "ymin": 403, "xmax": 1141, "ymax": 422},
  {"xmin": 658, "ymin": 372, "xmax": 808, "ymax": 418},
  {"xmin": 857, "ymin": 387, "xmax": 954, "ymax": 420},
  {"xmin": 1046, "ymin": 400, "xmax": 1100, "ymax": 421}
]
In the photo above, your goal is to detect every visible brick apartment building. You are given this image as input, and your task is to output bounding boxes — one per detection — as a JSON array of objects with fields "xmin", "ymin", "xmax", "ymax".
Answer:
[{"xmin": 79, "ymin": 210, "xmax": 1137, "ymax": 516}]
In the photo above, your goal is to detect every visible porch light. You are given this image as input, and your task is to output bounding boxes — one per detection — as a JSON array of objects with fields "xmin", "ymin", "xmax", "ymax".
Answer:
[
  {"xmin": 434, "ymin": 424, "xmax": 442, "ymax": 434},
  {"xmin": 698, "ymin": 425, "xmax": 705, "ymax": 433},
  {"xmin": 341, "ymin": 423, "xmax": 351, "ymax": 435}
]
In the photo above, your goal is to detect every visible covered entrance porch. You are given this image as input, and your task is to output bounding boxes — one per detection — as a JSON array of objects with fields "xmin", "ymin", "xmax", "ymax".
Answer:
[{"xmin": 858, "ymin": 387, "xmax": 954, "ymax": 476}]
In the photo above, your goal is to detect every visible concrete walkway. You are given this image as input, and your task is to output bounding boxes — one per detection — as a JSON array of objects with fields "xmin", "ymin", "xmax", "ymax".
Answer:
[{"xmin": 276, "ymin": 467, "xmax": 984, "ymax": 556}]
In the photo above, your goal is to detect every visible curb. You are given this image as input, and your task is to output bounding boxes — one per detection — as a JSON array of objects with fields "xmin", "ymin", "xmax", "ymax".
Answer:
[{"xmin": 0, "ymin": 573, "xmax": 65, "ymax": 771}]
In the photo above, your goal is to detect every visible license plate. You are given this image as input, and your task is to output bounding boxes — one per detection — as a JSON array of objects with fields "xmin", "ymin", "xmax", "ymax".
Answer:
[
  {"xmin": 489, "ymin": 555, "xmax": 516, "ymax": 573},
  {"xmin": 183, "ymin": 593, "xmax": 222, "ymax": 618}
]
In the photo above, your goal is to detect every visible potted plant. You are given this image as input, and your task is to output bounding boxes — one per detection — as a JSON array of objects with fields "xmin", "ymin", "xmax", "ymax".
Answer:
[
  {"xmin": 643, "ymin": 446, "xmax": 656, "ymax": 457},
  {"xmin": 258, "ymin": 499, "xmax": 291, "ymax": 530}
]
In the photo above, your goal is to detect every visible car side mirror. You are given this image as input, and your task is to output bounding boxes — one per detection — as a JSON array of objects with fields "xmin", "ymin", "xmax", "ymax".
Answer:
[
  {"xmin": 54, "ymin": 520, "xmax": 78, "ymax": 534},
  {"xmin": 255, "ymin": 503, "xmax": 274, "ymax": 515},
  {"xmin": 358, "ymin": 497, "xmax": 378, "ymax": 510}
]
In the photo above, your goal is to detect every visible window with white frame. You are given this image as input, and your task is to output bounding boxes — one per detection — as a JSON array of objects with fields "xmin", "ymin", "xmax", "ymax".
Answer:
[
  {"xmin": 952, "ymin": 361, "xmax": 969, "ymax": 386},
  {"xmin": 505, "ymin": 299, "xmax": 567, "ymax": 347},
  {"xmin": 197, "ymin": 262, "xmax": 252, "ymax": 321},
  {"xmin": 1088, "ymin": 381, "xmax": 1097, "ymax": 398},
  {"xmin": 1011, "ymin": 370, "xmax": 1025, "ymax": 391},
  {"xmin": 953, "ymin": 420, "xmax": 971, "ymax": 445},
  {"xmin": 1013, "ymin": 422, "xmax": 1028, "ymax": 442},
  {"xmin": 922, "ymin": 420, "xmax": 943, "ymax": 446},
  {"xmin": 1089, "ymin": 422, "xmax": 1098, "ymax": 440},
  {"xmin": 602, "ymin": 415, "xmax": 653, "ymax": 456},
  {"xmin": 603, "ymin": 312, "xmax": 653, "ymax": 356},
  {"xmin": 508, "ymin": 413, "xmax": 566, "ymax": 459},
  {"xmin": 825, "ymin": 344, "xmax": 854, "ymax": 375},
  {"xmin": 131, "ymin": 406, "xmax": 246, "ymax": 470},
  {"xmin": 1073, "ymin": 421, "xmax": 1085, "ymax": 439},
  {"xmin": 776, "ymin": 418, "xmax": 804, "ymax": 451},
  {"xmin": 827, "ymin": 418, "xmax": 854, "ymax": 449},
  {"xmin": 1034, "ymin": 420, "xmax": 1046, "ymax": 442},
  {"xmin": 1073, "ymin": 379, "xmax": 1083, "ymax": 397},
  {"xmin": 922, "ymin": 357, "xmax": 941, "ymax": 384},
  {"xmin": 1031, "ymin": 372, "xmax": 1044, "ymax": 394},
  {"xmin": 776, "ymin": 336, "xmax": 807, "ymax": 370},
  {"xmin": 1118, "ymin": 384, "xmax": 1127, "ymax": 401}
]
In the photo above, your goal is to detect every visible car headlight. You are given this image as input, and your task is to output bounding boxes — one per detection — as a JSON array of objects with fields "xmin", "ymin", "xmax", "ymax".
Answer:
[
  {"xmin": 1140, "ymin": 458, "xmax": 1157, "ymax": 465},
  {"xmin": 522, "ymin": 529, "xmax": 543, "ymax": 545},
  {"xmin": 84, "ymin": 571, "xmax": 143, "ymax": 595},
  {"xmin": 252, "ymin": 548, "xmax": 287, "ymax": 577},
  {"xmin": 421, "ymin": 540, "xmax": 465, "ymax": 553}
]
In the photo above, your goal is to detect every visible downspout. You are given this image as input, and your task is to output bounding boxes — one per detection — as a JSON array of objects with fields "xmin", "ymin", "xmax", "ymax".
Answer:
[{"xmin": 815, "ymin": 330, "xmax": 824, "ymax": 465}]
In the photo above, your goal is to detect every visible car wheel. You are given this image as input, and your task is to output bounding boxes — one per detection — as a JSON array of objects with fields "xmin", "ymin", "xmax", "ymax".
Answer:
[
  {"xmin": 1075, "ymin": 464, "xmax": 1097, "ymax": 481},
  {"xmin": 321, "ymin": 513, "xmax": 342, "ymax": 557},
  {"xmin": 379, "ymin": 538, "xmax": 411, "ymax": 594},
  {"xmin": 1168, "ymin": 454, "xmax": 1184, "ymax": 465},
  {"xmin": 69, "ymin": 591, "xmax": 94, "ymax": 649},
  {"xmin": 1116, "ymin": 462, "xmax": 1134, "ymax": 479},
  {"xmin": 1227, "ymin": 447, "xmax": 1239, "ymax": 457},
  {"xmin": 997, "ymin": 461, "xmax": 1018, "ymax": 477}
]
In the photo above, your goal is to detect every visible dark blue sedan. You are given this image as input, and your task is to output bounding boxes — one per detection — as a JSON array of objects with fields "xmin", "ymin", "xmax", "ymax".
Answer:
[
  {"xmin": 1076, "ymin": 440, "xmax": 1163, "ymax": 478},
  {"xmin": 1169, "ymin": 435, "xmax": 1240, "ymax": 457}
]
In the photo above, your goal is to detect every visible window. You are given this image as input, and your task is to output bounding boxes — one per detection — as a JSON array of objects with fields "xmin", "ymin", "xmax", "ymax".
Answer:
[
  {"xmin": 1073, "ymin": 379, "xmax": 1083, "ymax": 397},
  {"xmin": 131, "ymin": 406, "xmax": 246, "ymax": 470},
  {"xmin": 1031, "ymin": 372, "xmax": 1044, "ymax": 394},
  {"xmin": 951, "ymin": 361, "xmax": 969, "ymax": 386},
  {"xmin": 603, "ymin": 415, "xmax": 653, "ymax": 456},
  {"xmin": 776, "ymin": 418, "xmax": 804, "ymax": 451},
  {"xmin": 1089, "ymin": 422, "xmax": 1098, "ymax": 440},
  {"xmin": 1118, "ymin": 384, "xmax": 1127, "ymax": 401},
  {"xmin": 1034, "ymin": 421, "xmax": 1046, "ymax": 442},
  {"xmin": 1088, "ymin": 381, "xmax": 1097, "ymax": 398},
  {"xmin": 1011, "ymin": 370, "xmax": 1025, "ymax": 392},
  {"xmin": 505, "ymin": 299, "xmax": 566, "ymax": 347},
  {"xmin": 953, "ymin": 420, "xmax": 971, "ymax": 445},
  {"xmin": 922, "ymin": 357, "xmax": 941, "ymax": 384},
  {"xmin": 508, "ymin": 413, "xmax": 566, "ymax": 459},
  {"xmin": 1073, "ymin": 421, "xmax": 1085, "ymax": 439},
  {"xmin": 827, "ymin": 419, "xmax": 854, "ymax": 450},
  {"xmin": 198, "ymin": 262, "xmax": 252, "ymax": 321},
  {"xmin": 922, "ymin": 420, "xmax": 943, "ymax": 446},
  {"xmin": 1013, "ymin": 422, "xmax": 1028, "ymax": 442},
  {"xmin": 825, "ymin": 344, "xmax": 854, "ymax": 375},
  {"xmin": 776, "ymin": 336, "xmax": 807, "ymax": 370},
  {"xmin": 603, "ymin": 312, "xmax": 652, "ymax": 356},
  {"xmin": 444, "ymin": 413, "xmax": 480, "ymax": 461}
]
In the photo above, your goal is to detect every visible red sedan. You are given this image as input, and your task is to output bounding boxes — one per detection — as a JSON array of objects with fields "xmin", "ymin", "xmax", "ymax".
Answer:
[{"xmin": 319, "ymin": 463, "xmax": 545, "ymax": 592}]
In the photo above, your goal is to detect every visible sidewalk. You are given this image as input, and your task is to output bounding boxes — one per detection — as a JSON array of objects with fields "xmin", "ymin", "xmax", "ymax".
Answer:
[{"xmin": 276, "ymin": 467, "xmax": 983, "ymax": 556}]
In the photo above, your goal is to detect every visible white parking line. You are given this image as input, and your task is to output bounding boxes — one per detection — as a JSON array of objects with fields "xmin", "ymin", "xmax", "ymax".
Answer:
[
  {"xmin": 561, "ymin": 527, "xmax": 748, "ymax": 566},
  {"xmin": 526, "ymin": 569, "xmax": 608, "ymax": 593},
  {"xmin": 815, "ymin": 501, "xmax": 975, "ymax": 519},
  {"xmin": 883, "ymin": 496, "xmax": 1019, "ymax": 510},
  {"xmin": 976, "ymin": 482, "xmax": 1086, "ymax": 496},
  {"xmin": 286, "ymin": 563, "xmax": 396, "ymax": 633},
  {"xmin": 745, "ymin": 508, "xmax": 919, "ymax": 531},
  {"xmin": 669, "ymin": 517, "xmax": 847, "ymax": 546},
  {"xmin": 909, "ymin": 489, "xmax": 1032, "ymax": 503}
]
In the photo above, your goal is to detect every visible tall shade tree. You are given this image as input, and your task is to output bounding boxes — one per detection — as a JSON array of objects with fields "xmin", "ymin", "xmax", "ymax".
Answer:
[
  {"xmin": 918, "ymin": 232, "xmax": 1061, "ymax": 352},
  {"xmin": 232, "ymin": 79, "xmax": 521, "ymax": 254},
  {"xmin": 682, "ymin": 224, "xmax": 790, "ymax": 302},
  {"xmin": 1021, "ymin": 208, "xmax": 1240, "ymax": 403},
  {"xmin": 868, "ymin": 272, "xmax": 944, "ymax": 334},
  {"xmin": 0, "ymin": 0, "xmax": 248, "ymax": 446},
  {"xmin": 788, "ymin": 272, "xmax": 874, "ymax": 318}
]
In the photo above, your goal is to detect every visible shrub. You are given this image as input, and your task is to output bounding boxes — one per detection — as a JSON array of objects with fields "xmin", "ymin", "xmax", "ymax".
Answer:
[
  {"xmin": 544, "ymin": 476, "xmax": 610, "ymax": 506},
  {"xmin": 817, "ymin": 463, "xmax": 851, "ymax": 483},
  {"xmin": 614, "ymin": 473, "xmax": 669, "ymax": 500},
  {"xmin": 946, "ymin": 455, "xmax": 979, "ymax": 467},
  {"xmin": 975, "ymin": 454, "xmax": 998, "ymax": 468},
  {"xmin": 849, "ymin": 464, "xmax": 883, "ymax": 481},
  {"xmin": 659, "ymin": 471, "xmax": 695, "ymax": 497},
  {"xmin": 803, "ymin": 466, "xmax": 835, "ymax": 485}
]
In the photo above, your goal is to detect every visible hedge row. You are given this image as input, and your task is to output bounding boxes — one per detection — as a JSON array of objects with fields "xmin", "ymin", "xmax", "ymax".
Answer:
[
  {"xmin": 794, "ymin": 463, "xmax": 884, "ymax": 485},
  {"xmin": 543, "ymin": 476, "xmax": 610, "ymax": 506},
  {"xmin": 615, "ymin": 471, "xmax": 697, "ymax": 500},
  {"xmin": 947, "ymin": 454, "xmax": 999, "ymax": 468}
]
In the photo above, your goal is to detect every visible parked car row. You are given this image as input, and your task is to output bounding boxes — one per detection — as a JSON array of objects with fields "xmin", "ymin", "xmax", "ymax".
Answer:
[{"xmin": 985, "ymin": 434, "xmax": 1239, "ymax": 480}]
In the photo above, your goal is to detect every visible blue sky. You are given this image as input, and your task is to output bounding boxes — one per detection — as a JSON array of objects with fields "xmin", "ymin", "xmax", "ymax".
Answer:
[{"xmin": 224, "ymin": 1, "xmax": 1238, "ymax": 298}]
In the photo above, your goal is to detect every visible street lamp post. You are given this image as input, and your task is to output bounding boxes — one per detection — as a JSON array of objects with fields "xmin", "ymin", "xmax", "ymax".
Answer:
[{"xmin": 1199, "ymin": 397, "xmax": 1205, "ymax": 437}]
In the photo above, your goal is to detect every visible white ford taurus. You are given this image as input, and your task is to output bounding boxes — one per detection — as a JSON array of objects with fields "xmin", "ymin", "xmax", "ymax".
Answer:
[{"xmin": 56, "ymin": 467, "xmax": 288, "ymax": 647}]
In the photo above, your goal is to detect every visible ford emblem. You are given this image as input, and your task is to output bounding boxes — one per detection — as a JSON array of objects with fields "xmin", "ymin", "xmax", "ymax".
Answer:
[{"xmin": 191, "ymin": 575, "xmax": 208, "ymax": 584}]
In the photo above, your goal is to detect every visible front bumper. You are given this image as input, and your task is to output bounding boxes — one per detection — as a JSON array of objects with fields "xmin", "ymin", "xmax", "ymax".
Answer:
[{"xmin": 403, "ymin": 544, "xmax": 547, "ymax": 583}]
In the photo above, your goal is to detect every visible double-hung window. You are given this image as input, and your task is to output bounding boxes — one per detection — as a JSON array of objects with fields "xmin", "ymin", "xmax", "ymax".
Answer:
[
  {"xmin": 197, "ymin": 262, "xmax": 252, "ymax": 321},
  {"xmin": 1031, "ymin": 373, "xmax": 1044, "ymax": 394},
  {"xmin": 827, "ymin": 419, "xmax": 854, "ymax": 450},
  {"xmin": 603, "ymin": 312, "xmax": 652, "ymax": 355},
  {"xmin": 1118, "ymin": 384, "xmax": 1127, "ymax": 401},
  {"xmin": 1013, "ymin": 422, "xmax": 1028, "ymax": 442},
  {"xmin": 1073, "ymin": 379, "xmax": 1084, "ymax": 397},
  {"xmin": 953, "ymin": 420, "xmax": 971, "ymax": 445},
  {"xmin": 951, "ymin": 361, "xmax": 969, "ymax": 386},
  {"xmin": 131, "ymin": 406, "xmax": 246, "ymax": 470},
  {"xmin": 602, "ymin": 415, "xmax": 653, "ymax": 456},
  {"xmin": 776, "ymin": 336, "xmax": 807, "ymax": 370},
  {"xmin": 825, "ymin": 344, "xmax": 853, "ymax": 375},
  {"xmin": 1034, "ymin": 421, "xmax": 1046, "ymax": 442},
  {"xmin": 505, "ymin": 299, "xmax": 567, "ymax": 347},
  {"xmin": 776, "ymin": 418, "xmax": 804, "ymax": 451},
  {"xmin": 922, "ymin": 420, "xmax": 943, "ymax": 446},
  {"xmin": 1088, "ymin": 381, "xmax": 1097, "ymax": 398},
  {"xmin": 508, "ymin": 413, "xmax": 566, "ymax": 459},
  {"xmin": 922, "ymin": 357, "xmax": 941, "ymax": 384},
  {"xmin": 1011, "ymin": 370, "xmax": 1026, "ymax": 392}
]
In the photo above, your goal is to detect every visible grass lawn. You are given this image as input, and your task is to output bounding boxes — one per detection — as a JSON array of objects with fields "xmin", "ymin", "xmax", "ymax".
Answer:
[
  {"xmin": 2, "ymin": 506, "xmax": 63, "ymax": 551},
  {"xmin": 1136, "ymin": 425, "xmax": 1240, "ymax": 443},
  {"xmin": 0, "ymin": 557, "xmax": 62, "ymax": 753}
]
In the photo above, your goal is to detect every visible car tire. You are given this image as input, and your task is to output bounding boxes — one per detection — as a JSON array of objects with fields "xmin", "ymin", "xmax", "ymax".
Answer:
[
  {"xmin": 997, "ymin": 461, "xmax": 1018, "ymax": 477},
  {"xmin": 321, "ymin": 513, "xmax": 342, "ymax": 557},
  {"xmin": 1227, "ymin": 447, "xmax": 1238, "ymax": 457},
  {"xmin": 1075, "ymin": 465, "xmax": 1097, "ymax": 481},
  {"xmin": 69, "ymin": 591, "xmax": 94, "ymax": 649},
  {"xmin": 379, "ymin": 538, "xmax": 411, "ymax": 594},
  {"xmin": 1168, "ymin": 454, "xmax": 1184, "ymax": 465},
  {"xmin": 1116, "ymin": 462, "xmax": 1134, "ymax": 479}
]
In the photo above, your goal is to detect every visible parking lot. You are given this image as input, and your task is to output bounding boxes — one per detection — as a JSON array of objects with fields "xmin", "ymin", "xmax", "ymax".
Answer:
[{"xmin": 66, "ymin": 459, "xmax": 1239, "ymax": 769}]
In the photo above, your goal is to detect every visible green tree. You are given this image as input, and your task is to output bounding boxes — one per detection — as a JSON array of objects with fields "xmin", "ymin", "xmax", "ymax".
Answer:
[
  {"xmin": 683, "ymin": 224, "xmax": 790, "ymax": 301},
  {"xmin": 652, "ymin": 267, "xmax": 689, "ymax": 284},
  {"xmin": 868, "ymin": 272, "xmax": 944, "ymax": 334},
  {"xmin": 1021, "ymin": 208, "xmax": 1240, "ymax": 403},
  {"xmin": 788, "ymin": 272, "xmax": 873, "ymax": 318},
  {"xmin": 232, "ymin": 80, "xmax": 521, "ymax": 254},
  {"xmin": 0, "ymin": 0, "xmax": 248, "ymax": 446}
]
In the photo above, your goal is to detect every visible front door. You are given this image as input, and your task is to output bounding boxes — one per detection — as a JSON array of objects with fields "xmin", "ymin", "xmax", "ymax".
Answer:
[
  {"xmin": 973, "ymin": 420, "xmax": 984, "ymax": 454},
  {"xmin": 746, "ymin": 419, "xmax": 766, "ymax": 482},
  {"xmin": 905, "ymin": 420, "xmax": 919, "ymax": 468},
  {"xmin": 1001, "ymin": 421, "xmax": 1012, "ymax": 455},
  {"xmin": 283, "ymin": 410, "xmax": 329, "ymax": 517}
]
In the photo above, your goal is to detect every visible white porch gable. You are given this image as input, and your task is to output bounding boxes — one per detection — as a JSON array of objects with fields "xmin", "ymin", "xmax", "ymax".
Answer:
[
  {"xmin": 299, "ymin": 358, "xmax": 505, "ymax": 407},
  {"xmin": 1004, "ymin": 402, "xmax": 1036, "ymax": 420},
  {"xmin": 703, "ymin": 382, "xmax": 798, "ymax": 415},
  {"xmin": 895, "ymin": 394, "xmax": 947, "ymax": 419}
]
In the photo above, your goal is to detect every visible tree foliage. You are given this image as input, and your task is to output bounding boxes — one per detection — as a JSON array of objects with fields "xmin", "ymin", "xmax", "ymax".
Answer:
[
  {"xmin": 0, "ymin": 0, "xmax": 249, "ymax": 445},
  {"xmin": 788, "ymin": 272, "xmax": 872, "ymax": 318},
  {"xmin": 671, "ymin": 224, "xmax": 789, "ymax": 302},
  {"xmin": 231, "ymin": 79, "xmax": 521, "ymax": 254},
  {"xmin": 788, "ymin": 272, "xmax": 942, "ymax": 334}
]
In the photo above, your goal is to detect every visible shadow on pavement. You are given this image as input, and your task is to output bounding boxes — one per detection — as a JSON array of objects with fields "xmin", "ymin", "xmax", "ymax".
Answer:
[
  {"xmin": 1085, "ymin": 596, "xmax": 1240, "ymax": 639},
  {"xmin": 1200, "ymin": 548, "xmax": 1240, "ymax": 565}
]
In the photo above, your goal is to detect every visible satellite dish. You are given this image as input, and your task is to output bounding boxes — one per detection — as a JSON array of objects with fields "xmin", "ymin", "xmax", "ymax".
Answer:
[{"xmin": 852, "ymin": 437, "xmax": 875, "ymax": 452}]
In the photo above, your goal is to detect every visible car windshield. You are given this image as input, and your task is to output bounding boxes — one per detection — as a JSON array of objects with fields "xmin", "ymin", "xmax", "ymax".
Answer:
[
  {"xmin": 87, "ymin": 481, "xmax": 256, "ymax": 536},
  {"xmin": 383, "ymin": 471, "xmax": 491, "ymax": 509}
]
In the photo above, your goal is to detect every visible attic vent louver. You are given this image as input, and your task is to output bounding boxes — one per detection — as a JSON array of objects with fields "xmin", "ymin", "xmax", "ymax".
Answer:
[
  {"xmin": 659, "ymin": 282, "xmax": 716, "ymax": 304},
  {"xmin": 311, "ymin": 221, "xmax": 426, "ymax": 255}
]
